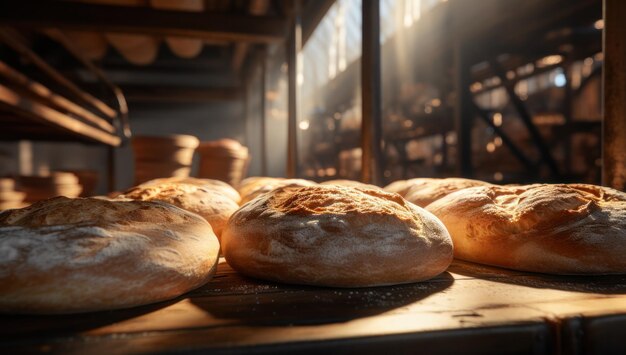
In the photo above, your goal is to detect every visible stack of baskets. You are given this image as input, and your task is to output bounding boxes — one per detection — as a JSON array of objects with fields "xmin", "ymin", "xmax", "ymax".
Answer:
[
  {"xmin": 20, "ymin": 172, "xmax": 82, "ymax": 204},
  {"xmin": 0, "ymin": 177, "xmax": 26, "ymax": 210},
  {"xmin": 196, "ymin": 139, "xmax": 249, "ymax": 186},
  {"xmin": 132, "ymin": 135, "xmax": 199, "ymax": 185}
]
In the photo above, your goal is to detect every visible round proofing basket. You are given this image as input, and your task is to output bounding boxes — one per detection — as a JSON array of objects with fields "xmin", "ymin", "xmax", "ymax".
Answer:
[
  {"xmin": 196, "ymin": 140, "xmax": 249, "ymax": 186},
  {"xmin": 132, "ymin": 135, "xmax": 199, "ymax": 166}
]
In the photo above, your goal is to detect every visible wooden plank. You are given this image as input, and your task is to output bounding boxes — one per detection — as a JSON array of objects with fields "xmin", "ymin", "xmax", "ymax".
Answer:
[
  {"xmin": 0, "ymin": 61, "xmax": 115, "ymax": 133},
  {"xmin": 0, "ymin": 28, "xmax": 118, "ymax": 120},
  {"xmin": 0, "ymin": 85, "xmax": 120, "ymax": 146},
  {"xmin": 3, "ymin": 260, "xmax": 626, "ymax": 353},
  {"xmin": 361, "ymin": 0, "xmax": 384, "ymax": 185},
  {"xmin": 0, "ymin": 1, "xmax": 287, "ymax": 44},
  {"xmin": 602, "ymin": 0, "xmax": 626, "ymax": 190}
]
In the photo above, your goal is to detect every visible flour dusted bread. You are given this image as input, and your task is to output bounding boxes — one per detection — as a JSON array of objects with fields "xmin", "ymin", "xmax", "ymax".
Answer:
[
  {"xmin": 139, "ymin": 176, "xmax": 240, "ymax": 203},
  {"xmin": 119, "ymin": 181, "xmax": 239, "ymax": 238},
  {"xmin": 403, "ymin": 178, "xmax": 491, "ymax": 207},
  {"xmin": 427, "ymin": 184, "xmax": 626, "ymax": 274},
  {"xmin": 238, "ymin": 177, "xmax": 316, "ymax": 205},
  {"xmin": 0, "ymin": 197, "xmax": 219, "ymax": 314},
  {"xmin": 320, "ymin": 179, "xmax": 381, "ymax": 190},
  {"xmin": 222, "ymin": 185, "xmax": 453, "ymax": 287}
]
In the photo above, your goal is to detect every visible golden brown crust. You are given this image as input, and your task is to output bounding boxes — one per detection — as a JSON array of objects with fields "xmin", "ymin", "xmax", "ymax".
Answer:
[
  {"xmin": 119, "ymin": 181, "xmax": 239, "ymax": 238},
  {"xmin": 426, "ymin": 184, "xmax": 626, "ymax": 274},
  {"xmin": 403, "ymin": 178, "xmax": 491, "ymax": 207},
  {"xmin": 0, "ymin": 197, "xmax": 219, "ymax": 314},
  {"xmin": 222, "ymin": 185, "xmax": 453, "ymax": 287},
  {"xmin": 139, "ymin": 177, "xmax": 240, "ymax": 203},
  {"xmin": 320, "ymin": 179, "xmax": 381, "ymax": 190},
  {"xmin": 237, "ymin": 177, "xmax": 317, "ymax": 205},
  {"xmin": 383, "ymin": 178, "xmax": 437, "ymax": 197}
]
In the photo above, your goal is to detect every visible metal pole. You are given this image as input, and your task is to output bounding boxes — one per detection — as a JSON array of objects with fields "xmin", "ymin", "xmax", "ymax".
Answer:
[
  {"xmin": 361, "ymin": 0, "xmax": 383, "ymax": 185},
  {"xmin": 602, "ymin": 0, "xmax": 626, "ymax": 190},
  {"xmin": 286, "ymin": 0, "xmax": 301, "ymax": 178}
]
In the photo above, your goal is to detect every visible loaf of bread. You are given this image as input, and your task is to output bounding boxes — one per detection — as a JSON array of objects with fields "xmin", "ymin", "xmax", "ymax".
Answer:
[
  {"xmin": 222, "ymin": 185, "xmax": 453, "ymax": 287},
  {"xmin": 139, "ymin": 176, "xmax": 241, "ymax": 203},
  {"xmin": 403, "ymin": 178, "xmax": 491, "ymax": 207},
  {"xmin": 0, "ymin": 197, "xmax": 219, "ymax": 314},
  {"xmin": 427, "ymin": 184, "xmax": 626, "ymax": 274},
  {"xmin": 320, "ymin": 179, "xmax": 381, "ymax": 190},
  {"xmin": 237, "ymin": 177, "xmax": 316, "ymax": 205},
  {"xmin": 119, "ymin": 181, "xmax": 239, "ymax": 238}
]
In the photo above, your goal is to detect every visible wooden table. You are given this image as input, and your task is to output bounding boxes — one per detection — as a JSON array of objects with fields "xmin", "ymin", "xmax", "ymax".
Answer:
[{"xmin": 1, "ymin": 259, "xmax": 626, "ymax": 354}]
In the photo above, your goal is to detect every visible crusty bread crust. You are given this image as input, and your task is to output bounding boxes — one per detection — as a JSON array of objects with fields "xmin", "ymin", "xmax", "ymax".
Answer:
[
  {"xmin": 139, "ymin": 177, "xmax": 241, "ymax": 203},
  {"xmin": 223, "ymin": 185, "xmax": 453, "ymax": 287},
  {"xmin": 237, "ymin": 177, "xmax": 316, "ymax": 205},
  {"xmin": 0, "ymin": 197, "xmax": 219, "ymax": 314},
  {"xmin": 403, "ymin": 178, "xmax": 491, "ymax": 207},
  {"xmin": 426, "ymin": 184, "xmax": 626, "ymax": 274},
  {"xmin": 120, "ymin": 181, "xmax": 239, "ymax": 238},
  {"xmin": 320, "ymin": 179, "xmax": 381, "ymax": 190}
]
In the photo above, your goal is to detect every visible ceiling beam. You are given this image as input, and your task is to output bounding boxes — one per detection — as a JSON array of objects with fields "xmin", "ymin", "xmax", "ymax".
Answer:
[{"xmin": 0, "ymin": 1, "xmax": 287, "ymax": 43}]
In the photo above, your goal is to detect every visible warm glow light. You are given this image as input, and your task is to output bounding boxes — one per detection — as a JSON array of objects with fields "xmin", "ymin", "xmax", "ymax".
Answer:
[
  {"xmin": 486, "ymin": 142, "xmax": 496, "ymax": 153},
  {"xmin": 333, "ymin": 112, "xmax": 342, "ymax": 120},
  {"xmin": 494, "ymin": 172, "xmax": 503, "ymax": 181},
  {"xmin": 325, "ymin": 167, "xmax": 336, "ymax": 176},
  {"xmin": 431, "ymin": 98, "xmax": 441, "ymax": 107},
  {"xmin": 445, "ymin": 132, "xmax": 457, "ymax": 145},
  {"xmin": 299, "ymin": 120, "xmax": 310, "ymax": 130},
  {"xmin": 424, "ymin": 106, "xmax": 433, "ymax": 114},
  {"xmin": 506, "ymin": 71, "xmax": 516, "ymax": 80},
  {"xmin": 433, "ymin": 153, "xmax": 443, "ymax": 165},
  {"xmin": 494, "ymin": 136, "xmax": 503, "ymax": 147},
  {"xmin": 493, "ymin": 112, "xmax": 503, "ymax": 127},
  {"xmin": 537, "ymin": 55, "xmax": 563, "ymax": 68},
  {"xmin": 402, "ymin": 120, "xmax": 413, "ymax": 128},
  {"xmin": 470, "ymin": 82, "xmax": 483, "ymax": 92},
  {"xmin": 584, "ymin": 57, "xmax": 594, "ymax": 66},
  {"xmin": 594, "ymin": 19, "xmax": 604, "ymax": 30},
  {"xmin": 594, "ymin": 52, "xmax": 604, "ymax": 61}
]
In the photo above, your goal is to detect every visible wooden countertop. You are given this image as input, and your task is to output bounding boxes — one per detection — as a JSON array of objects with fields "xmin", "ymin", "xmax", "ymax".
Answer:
[{"xmin": 1, "ymin": 259, "xmax": 626, "ymax": 354}]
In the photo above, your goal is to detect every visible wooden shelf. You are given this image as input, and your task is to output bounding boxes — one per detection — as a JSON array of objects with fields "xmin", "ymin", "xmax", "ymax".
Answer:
[
  {"xmin": 1, "ymin": 259, "xmax": 625, "ymax": 353},
  {"xmin": 0, "ymin": 84, "xmax": 120, "ymax": 146}
]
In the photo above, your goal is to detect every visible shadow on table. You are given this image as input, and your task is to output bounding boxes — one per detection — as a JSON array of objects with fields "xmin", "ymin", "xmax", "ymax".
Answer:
[
  {"xmin": 190, "ymin": 272, "xmax": 455, "ymax": 326},
  {"xmin": 449, "ymin": 260, "xmax": 626, "ymax": 294},
  {"xmin": 0, "ymin": 297, "xmax": 182, "ymax": 340}
]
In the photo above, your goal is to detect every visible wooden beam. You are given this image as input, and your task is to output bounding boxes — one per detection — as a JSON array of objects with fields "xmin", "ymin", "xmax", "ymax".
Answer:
[
  {"xmin": 0, "ymin": 1, "xmax": 287, "ymax": 43},
  {"xmin": 121, "ymin": 86, "xmax": 242, "ymax": 102},
  {"xmin": 260, "ymin": 50, "xmax": 268, "ymax": 176},
  {"xmin": 286, "ymin": 0, "xmax": 302, "ymax": 178},
  {"xmin": 361, "ymin": 0, "xmax": 384, "ymax": 185},
  {"xmin": 602, "ymin": 0, "xmax": 626, "ymax": 190},
  {"xmin": 0, "ymin": 61, "xmax": 115, "ymax": 133},
  {"xmin": 0, "ymin": 28, "xmax": 118, "ymax": 119},
  {"xmin": 0, "ymin": 85, "xmax": 120, "ymax": 146}
]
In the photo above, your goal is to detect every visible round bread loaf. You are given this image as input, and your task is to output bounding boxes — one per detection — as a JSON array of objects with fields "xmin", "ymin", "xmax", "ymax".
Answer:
[
  {"xmin": 0, "ymin": 197, "xmax": 219, "ymax": 314},
  {"xmin": 383, "ymin": 178, "xmax": 436, "ymax": 197},
  {"xmin": 119, "ymin": 182, "xmax": 239, "ymax": 238},
  {"xmin": 426, "ymin": 184, "xmax": 626, "ymax": 274},
  {"xmin": 403, "ymin": 178, "xmax": 491, "ymax": 208},
  {"xmin": 238, "ymin": 177, "xmax": 316, "ymax": 205},
  {"xmin": 320, "ymin": 179, "xmax": 381, "ymax": 190},
  {"xmin": 140, "ymin": 177, "xmax": 240, "ymax": 203},
  {"xmin": 222, "ymin": 185, "xmax": 453, "ymax": 287}
]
